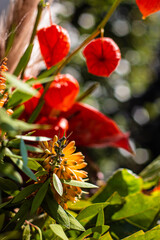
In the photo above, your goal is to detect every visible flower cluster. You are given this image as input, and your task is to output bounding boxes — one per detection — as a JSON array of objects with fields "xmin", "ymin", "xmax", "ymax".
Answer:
[{"xmin": 39, "ymin": 135, "xmax": 87, "ymax": 209}]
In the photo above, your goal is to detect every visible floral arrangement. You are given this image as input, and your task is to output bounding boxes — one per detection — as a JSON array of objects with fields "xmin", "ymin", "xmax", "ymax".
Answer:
[{"xmin": 0, "ymin": 0, "xmax": 160, "ymax": 239}]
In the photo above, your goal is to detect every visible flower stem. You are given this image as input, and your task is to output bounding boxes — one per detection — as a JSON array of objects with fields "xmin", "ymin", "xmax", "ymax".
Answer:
[{"xmin": 28, "ymin": 0, "xmax": 122, "ymax": 123}]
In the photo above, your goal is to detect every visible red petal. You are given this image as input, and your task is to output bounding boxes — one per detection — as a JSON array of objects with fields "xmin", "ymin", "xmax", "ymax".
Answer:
[
  {"xmin": 37, "ymin": 24, "xmax": 70, "ymax": 68},
  {"xmin": 44, "ymin": 74, "xmax": 79, "ymax": 111},
  {"xmin": 23, "ymin": 83, "xmax": 44, "ymax": 116},
  {"xmin": 136, "ymin": 0, "xmax": 160, "ymax": 18},
  {"xmin": 83, "ymin": 38, "xmax": 121, "ymax": 77},
  {"xmin": 35, "ymin": 116, "xmax": 68, "ymax": 138},
  {"xmin": 60, "ymin": 102, "xmax": 132, "ymax": 153}
]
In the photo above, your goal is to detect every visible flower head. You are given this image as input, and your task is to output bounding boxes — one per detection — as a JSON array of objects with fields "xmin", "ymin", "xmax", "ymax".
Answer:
[
  {"xmin": 37, "ymin": 24, "xmax": 70, "ymax": 68},
  {"xmin": 39, "ymin": 135, "xmax": 87, "ymax": 209},
  {"xmin": 83, "ymin": 37, "xmax": 121, "ymax": 77},
  {"xmin": 136, "ymin": 0, "xmax": 160, "ymax": 19}
]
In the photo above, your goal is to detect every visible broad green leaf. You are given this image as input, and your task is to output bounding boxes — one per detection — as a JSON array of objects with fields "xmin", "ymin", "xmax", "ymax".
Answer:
[
  {"xmin": 91, "ymin": 169, "xmax": 143, "ymax": 203},
  {"xmin": 5, "ymin": 72, "xmax": 37, "ymax": 95},
  {"xmin": 14, "ymin": 44, "xmax": 33, "ymax": 76},
  {"xmin": 145, "ymin": 225, "xmax": 160, "ymax": 240},
  {"xmin": 66, "ymin": 211, "xmax": 85, "ymax": 231},
  {"xmin": 16, "ymin": 135, "xmax": 51, "ymax": 141},
  {"xmin": 93, "ymin": 207, "xmax": 104, "ymax": 239},
  {"xmin": 140, "ymin": 155, "xmax": 160, "ymax": 181},
  {"xmin": 28, "ymin": 76, "xmax": 53, "ymax": 85},
  {"xmin": 100, "ymin": 232, "xmax": 113, "ymax": 240},
  {"xmin": 11, "ymin": 104, "xmax": 25, "ymax": 119},
  {"xmin": 53, "ymin": 173, "xmax": 63, "ymax": 196},
  {"xmin": 7, "ymin": 89, "xmax": 33, "ymax": 108},
  {"xmin": 62, "ymin": 179, "xmax": 98, "ymax": 188},
  {"xmin": 30, "ymin": 179, "xmax": 50, "ymax": 214},
  {"xmin": 22, "ymin": 224, "xmax": 31, "ymax": 240},
  {"xmin": 42, "ymin": 191, "xmax": 70, "ymax": 228},
  {"xmin": 67, "ymin": 200, "xmax": 92, "ymax": 210},
  {"xmin": 112, "ymin": 192, "xmax": 160, "ymax": 229},
  {"xmin": 77, "ymin": 225, "xmax": 110, "ymax": 240},
  {"xmin": 76, "ymin": 202, "xmax": 110, "ymax": 223},
  {"xmin": 20, "ymin": 139, "xmax": 28, "ymax": 166},
  {"xmin": 50, "ymin": 224, "xmax": 69, "ymax": 240},
  {"xmin": 0, "ymin": 109, "xmax": 39, "ymax": 136},
  {"xmin": 5, "ymin": 148, "xmax": 37, "ymax": 181},
  {"xmin": 12, "ymin": 183, "xmax": 42, "ymax": 203},
  {"xmin": 122, "ymin": 230, "xmax": 144, "ymax": 240},
  {"xmin": 0, "ymin": 177, "xmax": 18, "ymax": 195}
]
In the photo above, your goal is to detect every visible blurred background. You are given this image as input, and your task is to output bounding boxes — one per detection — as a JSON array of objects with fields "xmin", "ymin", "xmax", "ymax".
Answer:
[{"xmin": 1, "ymin": 0, "xmax": 160, "ymax": 181}]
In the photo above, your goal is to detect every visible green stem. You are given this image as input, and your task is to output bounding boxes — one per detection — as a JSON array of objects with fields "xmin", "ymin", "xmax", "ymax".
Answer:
[{"xmin": 28, "ymin": 0, "xmax": 121, "ymax": 123}]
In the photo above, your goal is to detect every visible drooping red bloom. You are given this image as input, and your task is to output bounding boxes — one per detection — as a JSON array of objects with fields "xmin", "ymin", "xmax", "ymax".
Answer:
[
  {"xmin": 136, "ymin": 0, "xmax": 160, "ymax": 19},
  {"xmin": 37, "ymin": 24, "xmax": 70, "ymax": 68},
  {"xmin": 60, "ymin": 102, "xmax": 132, "ymax": 153},
  {"xmin": 44, "ymin": 74, "xmax": 79, "ymax": 111},
  {"xmin": 83, "ymin": 38, "xmax": 121, "ymax": 77}
]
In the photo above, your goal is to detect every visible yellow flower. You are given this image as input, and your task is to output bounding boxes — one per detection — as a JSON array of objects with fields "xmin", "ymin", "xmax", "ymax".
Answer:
[{"xmin": 39, "ymin": 135, "xmax": 87, "ymax": 209}]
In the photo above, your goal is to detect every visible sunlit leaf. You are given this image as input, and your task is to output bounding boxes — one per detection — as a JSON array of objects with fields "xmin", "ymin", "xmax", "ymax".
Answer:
[
  {"xmin": 66, "ymin": 211, "xmax": 85, "ymax": 231},
  {"xmin": 77, "ymin": 225, "xmax": 110, "ymax": 240},
  {"xmin": 62, "ymin": 179, "xmax": 98, "ymax": 188},
  {"xmin": 22, "ymin": 224, "xmax": 31, "ymax": 240},
  {"xmin": 53, "ymin": 173, "xmax": 63, "ymax": 196},
  {"xmin": 93, "ymin": 207, "xmax": 104, "ymax": 239},
  {"xmin": 16, "ymin": 135, "xmax": 51, "ymax": 141},
  {"xmin": 100, "ymin": 232, "xmax": 113, "ymax": 240},
  {"xmin": 50, "ymin": 224, "xmax": 69, "ymax": 240}
]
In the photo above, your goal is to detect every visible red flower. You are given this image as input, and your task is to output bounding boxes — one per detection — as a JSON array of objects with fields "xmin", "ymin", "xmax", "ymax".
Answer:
[
  {"xmin": 83, "ymin": 38, "xmax": 121, "ymax": 77},
  {"xmin": 44, "ymin": 74, "xmax": 79, "ymax": 111},
  {"xmin": 60, "ymin": 102, "xmax": 132, "ymax": 153},
  {"xmin": 37, "ymin": 24, "xmax": 70, "ymax": 68},
  {"xmin": 136, "ymin": 0, "xmax": 160, "ymax": 19},
  {"xmin": 34, "ymin": 116, "xmax": 68, "ymax": 139}
]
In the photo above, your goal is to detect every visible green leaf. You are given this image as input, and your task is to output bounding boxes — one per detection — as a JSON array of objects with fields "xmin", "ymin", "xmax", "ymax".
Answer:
[
  {"xmin": 0, "ymin": 200, "xmax": 12, "ymax": 210},
  {"xmin": 20, "ymin": 139, "xmax": 28, "ymax": 166},
  {"xmin": 66, "ymin": 211, "xmax": 85, "ymax": 231},
  {"xmin": 122, "ymin": 230, "xmax": 144, "ymax": 240},
  {"xmin": 25, "ymin": 145, "xmax": 43, "ymax": 153},
  {"xmin": 0, "ymin": 213, "xmax": 5, "ymax": 231},
  {"xmin": 67, "ymin": 200, "xmax": 92, "ymax": 210},
  {"xmin": 53, "ymin": 173, "xmax": 63, "ymax": 196},
  {"xmin": 62, "ymin": 179, "xmax": 98, "ymax": 188},
  {"xmin": 28, "ymin": 76, "xmax": 53, "ymax": 85},
  {"xmin": 5, "ymin": 72, "xmax": 37, "ymax": 95},
  {"xmin": 11, "ymin": 105, "xmax": 25, "ymax": 119},
  {"xmin": 22, "ymin": 224, "xmax": 31, "ymax": 240},
  {"xmin": 0, "ymin": 231, "xmax": 21, "ymax": 240},
  {"xmin": 0, "ymin": 177, "xmax": 18, "ymax": 195},
  {"xmin": 100, "ymin": 232, "xmax": 113, "ymax": 240},
  {"xmin": 5, "ymin": 25, "xmax": 16, "ymax": 56},
  {"xmin": 42, "ymin": 191, "xmax": 70, "ymax": 228},
  {"xmin": 145, "ymin": 225, "xmax": 160, "ymax": 240},
  {"xmin": 5, "ymin": 148, "xmax": 37, "ymax": 181},
  {"xmin": 38, "ymin": 65, "xmax": 58, "ymax": 79},
  {"xmin": 7, "ymin": 89, "xmax": 33, "ymax": 108},
  {"xmin": 76, "ymin": 202, "xmax": 110, "ymax": 223},
  {"xmin": 30, "ymin": 179, "xmax": 50, "ymax": 214},
  {"xmin": 112, "ymin": 192, "xmax": 160, "ymax": 229},
  {"xmin": 50, "ymin": 224, "xmax": 69, "ymax": 240},
  {"xmin": 140, "ymin": 155, "xmax": 160, "ymax": 181},
  {"xmin": 16, "ymin": 135, "xmax": 51, "ymax": 141},
  {"xmin": 27, "ymin": 158, "xmax": 43, "ymax": 171},
  {"xmin": 14, "ymin": 44, "xmax": 33, "ymax": 76},
  {"xmin": 91, "ymin": 169, "xmax": 143, "ymax": 203},
  {"xmin": 77, "ymin": 225, "xmax": 110, "ymax": 240},
  {"xmin": 76, "ymin": 82, "xmax": 99, "ymax": 102},
  {"xmin": 0, "ymin": 109, "xmax": 39, "ymax": 136},
  {"xmin": 12, "ymin": 183, "xmax": 42, "ymax": 203},
  {"xmin": 93, "ymin": 207, "xmax": 105, "ymax": 239}
]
